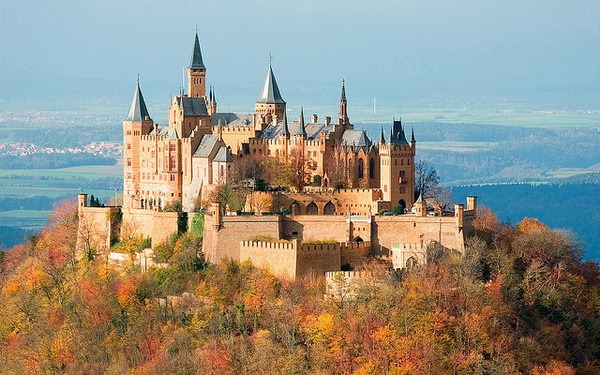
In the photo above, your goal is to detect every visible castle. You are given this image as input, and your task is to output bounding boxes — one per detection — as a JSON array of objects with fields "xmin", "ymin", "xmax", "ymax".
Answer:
[{"xmin": 77, "ymin": 32, "xmax": 477, "ymax": 279}]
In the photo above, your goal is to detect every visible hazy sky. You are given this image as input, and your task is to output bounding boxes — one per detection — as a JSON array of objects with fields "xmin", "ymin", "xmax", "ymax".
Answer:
[{"xmin": 1, "ymin": 0, "xmax": 599, "ymax": 113}]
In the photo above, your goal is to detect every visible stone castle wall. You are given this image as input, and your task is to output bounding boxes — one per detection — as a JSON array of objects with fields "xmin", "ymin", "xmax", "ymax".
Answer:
[
  {"xmin": 120, "ymin": 208, "xmax": 183, "ymax": 247},
  {"xmin": 77, "ymin": 206, "xmax": 121, "ymax": 256}
]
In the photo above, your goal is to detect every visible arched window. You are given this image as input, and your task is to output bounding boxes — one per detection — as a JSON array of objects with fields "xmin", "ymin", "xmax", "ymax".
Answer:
[
  {"xmin": 324, "ymin": 201, "xmax": 336, "ymax": 215},
  {"xmin": 357, "ymin": 158, "xmax": 364, "ymax": 179},
  {"xmin": 290, "ymin": 202, "xmax": 301, "ymax": 215},
  {"xmin": 306, "ymin": 202, "xmax": 318, "ymax": 215},
  {"xmin": 369, "ymin": 158, "xmax": 375, "ymax": 179}
]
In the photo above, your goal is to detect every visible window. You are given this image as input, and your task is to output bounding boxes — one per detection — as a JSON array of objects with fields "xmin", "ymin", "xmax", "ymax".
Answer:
[
  {"xmin": 369, "ymin": 158, "xmax": 375, "ymax": 179},
  {"xmin": 127, "ymin": 158, "xmax": 132, "ymax": 167},
  {"xmin": 357, "ymin": 158, "xmax": 364, "ymax": 179},
  {"xmin": 127, "ymin": 143, "xmax": 131, "ymax": 150}
]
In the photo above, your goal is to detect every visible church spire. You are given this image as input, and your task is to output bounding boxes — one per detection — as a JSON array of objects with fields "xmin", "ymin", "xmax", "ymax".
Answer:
[
  {"xmin": 189, "ymin": 32, "xmax": 206, "ymax": 71},
  {"xmin": 411, "ymin": 126, "xmax": 416, "ymax": 144},
  {"xmin": 124, "ymin": 78, "xmax": 151, "ymax": 122},
  {"xmin": 380, "ymin": 126, "xmax": 386, "ymax": 144},
  {"xmin": 338, "ymin": 79, "xmax": 349, "ymax": 126},
  {"xmin": 298, "ymin": 107, "xmax": 307, "ymax": 136}
]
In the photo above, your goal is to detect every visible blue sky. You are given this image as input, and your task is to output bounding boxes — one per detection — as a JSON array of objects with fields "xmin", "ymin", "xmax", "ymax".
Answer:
[{"xmin": 1, "ymin": 0, "xmax": 599, "ymax": 111}]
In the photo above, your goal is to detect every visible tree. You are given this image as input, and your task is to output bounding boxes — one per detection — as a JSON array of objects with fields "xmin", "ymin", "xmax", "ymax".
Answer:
[
  {"xmin": 414, "ymin": 160, "xmax": 440, "ymax": 199},
  {"xmin": 289, "ymin": 145, "xmax": 313, "ymax": 190},
  {"xmin": 209, "ymin": 184, "xmax": 243, "ymax": 214}
]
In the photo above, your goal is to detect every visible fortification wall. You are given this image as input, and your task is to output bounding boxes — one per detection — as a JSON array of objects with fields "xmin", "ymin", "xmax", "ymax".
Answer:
[
  {"xmin": 239, "ymin": 240, "xmax": 297, "ymax": 279},
  {"xmin": 203, "ymin": 214, "xmax": 282, "ymax": 263},
  {"xmin": 296, "ymin": 242, "xmax": 341, "ymax": 278},
  {"xmin": 121, "ymin": 208, "xmax": 182, "ymax": 247},
  {"xmin": 77, "ymin": 206, "xmax": 120, "ymax": 256},
  {"xmin": 340, "ymin": 241, "xmax": 371, "ymax": 268},
  {"xmin": 372, "ymin": 216, "xmax": 464, "ymax": 255},
  {"xmin": 282, "ymin": 215, "xmax": 350, "ymax": 242}
]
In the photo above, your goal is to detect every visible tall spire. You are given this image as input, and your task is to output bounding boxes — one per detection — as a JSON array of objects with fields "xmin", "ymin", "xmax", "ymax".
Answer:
[
  {"xmin": 124, "ymin": 79, "xmax": 151, "ymax": 122},
  {"xmin": 298, "ymin": 107, "xmax": 307, "ymax": 136},
  {"xmin": 338, "ymin": 79, "xmax": 349, "ymax": 126},
  {"xmin": 189, "ymin": 32, "xmax": 206, "ymax": 71},
  {"xmin": 380, "ymin": 126, "xmax": 386, "ymax": 143},
  {"xmin": 256, "ymin": 60, "xmax": 285, "ymax": 104},
  {"xmin": 281, "ymin": 112, "xmax": 290, "ymax": 136},
  {"xmin": 410, "ymin": 126, "xmax": 416, "ymax": 143}
]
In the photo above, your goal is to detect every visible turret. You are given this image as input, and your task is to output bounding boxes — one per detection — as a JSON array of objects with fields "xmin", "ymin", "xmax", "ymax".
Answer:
[
  {"xmin": 255, "ymin": 59, "xmax": 286, "ymax": 120},
  {"xmin": 123, "ymin": 79, "xmax": 154, "ymax": 209},
  {"xmin": 188, "ymin": 32, "xmax": 207, "ymax": 98},
  {"xmin": 410, "ymin": 126, "xmax": 416, "ymax": 149}
]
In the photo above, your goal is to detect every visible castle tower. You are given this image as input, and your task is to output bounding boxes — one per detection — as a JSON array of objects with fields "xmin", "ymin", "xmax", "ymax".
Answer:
[
  {"xmin": 123, "ymin": 79, "xmax": 154, "ymax": 209},
  {"xmin": 379, "ymin": 118, "xmax": 415, "ymax": 211},
  {"xmin": 255, "ymin": 60, "xmax": 286, "ymax": 121},
  {"xmin": 188, "ymin": 32, "xmax": 206, "ymax": 98},
  {"xmin": 338, "ymin": 80, "xmax": 350, "ymax": 127}
]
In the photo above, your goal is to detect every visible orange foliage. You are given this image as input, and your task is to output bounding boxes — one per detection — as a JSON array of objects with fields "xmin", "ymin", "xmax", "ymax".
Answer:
[
  {"xmin": 117, "ymin": 279, "xmax": 137, "ymax": 306},
  {"xmin": 516, "ymin": 217, "xmax": 548, "ymax": 234}
]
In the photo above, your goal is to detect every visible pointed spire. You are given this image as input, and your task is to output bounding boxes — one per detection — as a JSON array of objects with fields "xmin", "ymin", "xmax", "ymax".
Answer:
[
  {"xmin": 389, "ymin": 126, "xmax": 394, "ymax": 144},
  {"xmin": 212, "ymin": 87, "xmax": 217, "ymax": 104},
  {"xmin": 416, "ymin": 192, "xmax": 423, "ymax": 203},
  {"xmin": 338, "ymin": 79, "xmax": 349, "ymax": 125},
  {"xmin": 380, "ymin": 126, "xmax": 386, "ymax": 143},
  {"xmin": 341, "ymin": 79, "xmax": 347, "ymax": 102},
  {"xmin": 209, "ymin": 86, "xmax": 213, "ymax": 104},
  {"xmin": 189, "ymin": 32, "xmax": 206, "ymax": 71},
  {"xmin": 125, "ymin": 79, "xmax": 151, "ymax": 122},
  {"xmin": 281, "ymin": 112, "xmax": 290, "ymax": 136},
  {"xmin": 256, "ymin": 60, "xmax": 285, "ymax": 104},
  {"xmin": 411, "ymin": 126, "xmax": 416, "ymax": 143},
  {"xmin": 298, "ymin": 107, "xmax": 307, "ymax": 136}
]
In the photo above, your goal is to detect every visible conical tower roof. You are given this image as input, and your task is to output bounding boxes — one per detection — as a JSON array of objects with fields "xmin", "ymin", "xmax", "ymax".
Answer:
[
  {"xmin": 281, "ymin": 112, "xmax": 290, "ymax": 136},
  {"xmin": 189, "ymin": 33, "xmax": 206, "ymax": 71},
  {"xmin": 256, "ymin": 62, "xmax": 285, "ymax": 104},
  {"xmin": 124, "ymin": 79, "xmax": 151, "ymax": 122},
  {"xmin": 298, "ymin": 107, "xmax": 307, "ymax": 136}
]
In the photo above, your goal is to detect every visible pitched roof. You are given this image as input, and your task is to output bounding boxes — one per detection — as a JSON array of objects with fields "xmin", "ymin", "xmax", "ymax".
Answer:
[
  {"xmin": 211, "ymin": 113, "xmax": 253, "ymax": 127},
  {"xmin": 342, "ymin": 129, "xmax": 371, "ymax": 147},
  {"xmin": 256, "ymin": 63, "xmax": 285, "ymax": 104},
  {"xmin": 193, "ymin": 134, "xmax": 219, "ymax": 158},
  {"xmin": 213, "ymin": 146, "xmax": 234, "ymax": 163},
  {"xmin": 189, "ymin": 33, "xmax": 206, "ymax": 71},
  {"xmin": 258, "ymin": 120, "xmax": 336, "ymax": 141},
  {"xmin": 124, "ymin": 81, "xmax": 151, "ymax": 122},
  {"xmin": 181, "ymin": 97, "xmax": 208, "ymax": 117}
]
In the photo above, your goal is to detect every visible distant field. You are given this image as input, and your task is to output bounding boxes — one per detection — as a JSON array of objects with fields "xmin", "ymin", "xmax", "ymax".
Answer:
[
  {"xmin": 418, "ymin": 141, "xmax": 497, "ymax": 152},
  {"xmin": 0, "ymin": 210, "xmax": 51, "ymax": 219},
  {"xmin": 0, "ymin": 164, "xmax": 122, "ymax": 179},
  {"xmin": 359, "ymin": 108, "xmax": 599, "ymax": 128},
  {"xmin": 0, "ymin": 185, "xmax": 115, "ymax": 199}
]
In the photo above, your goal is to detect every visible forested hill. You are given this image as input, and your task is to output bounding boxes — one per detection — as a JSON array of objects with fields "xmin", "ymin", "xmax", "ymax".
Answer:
[
  {"xmin": 1, "ymin": 203, "xmax": 599, "ymax": 373},
  {"xmin": 452, "ymin": 182, "xmax": 599, "ymax": 261}
]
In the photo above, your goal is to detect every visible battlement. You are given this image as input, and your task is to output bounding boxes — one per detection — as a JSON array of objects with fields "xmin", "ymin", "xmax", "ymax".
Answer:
[{"xmin": 241, "ymin": 240, "xmax": 294, "ymax": 250}]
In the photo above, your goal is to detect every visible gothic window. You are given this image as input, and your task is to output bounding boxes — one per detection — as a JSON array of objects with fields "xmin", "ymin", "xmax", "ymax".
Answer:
[
  {"xmin": 306, "ymin": 202, "xmax": 318, "ymax": 215},
  {"xmin": 406, "ymin": 256, "xmax": 418, "ymax": 269},
  {"xmin": 290, "ymin": 202, "xmax": 301, "ymax": 215},
  {"xmin": 369, "ymin": 158, "xmax": 375, "ymax": 179},
  {"xmin": 357, "ymin": 158, "xmax": 364, "ymax": 179},
  {"xmin": 324, "ymin": 201, "xmax": 336, "ymax": 215},
  {"xmin": 169, "ymin": 157, "xmax": 176, "ymax": 170}
]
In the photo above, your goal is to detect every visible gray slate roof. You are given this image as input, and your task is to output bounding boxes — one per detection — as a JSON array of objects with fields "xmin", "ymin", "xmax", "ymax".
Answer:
[
  {"xmin": 256, "ymin": 64, "xmax": 285, "ymax": 104},
  {"xmin": 189, "ymin": 33, "xmax": 206, "ymax": 71},
  {"xmin": 181, "ymin": 97, "xmax": 208, "ymax": 117},
  {"xmin": 258, "ymin": 120, "xmax": 336, "ymax": 140},
  {"xmin": 193, "ymin": 134, "xmax": 219, "ymax": 157},
  {"xmin": 342, "ymin": 129, "xmax": 371, "ymax": 147},
  {"xmin": 124, "ymin": 82, "xmax": 151, "ymax": 121},
  {"xmin": 213, "ymin": 146, "xmax": 234, "ymax": 163},
  {"xmin": 211, "ymin": 113, "xmax": 254, "ymax": 127}
]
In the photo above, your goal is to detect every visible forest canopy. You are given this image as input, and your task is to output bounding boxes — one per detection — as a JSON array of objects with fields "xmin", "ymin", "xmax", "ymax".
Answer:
[{"xmin": 0, "ymin": 203, "xmax": 599, "ymax": 374}]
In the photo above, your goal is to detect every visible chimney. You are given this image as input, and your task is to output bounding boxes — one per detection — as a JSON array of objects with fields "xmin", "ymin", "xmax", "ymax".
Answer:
[
  {"xmin": 311, "ymin": 114, "xmax": 318, "ymax": 123},
  {"xmin": 466, "ymin": 196, "xmax": 477, "ymax": 211},
  {"xmin": 325, "ymin": 116, "xmax": 331, "ymax": 125}
]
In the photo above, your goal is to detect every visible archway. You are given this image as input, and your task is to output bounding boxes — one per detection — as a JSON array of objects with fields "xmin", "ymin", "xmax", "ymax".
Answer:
[
  {"xmin": 354, "ymin": 236, "xmax": 364, "ymax": 243},
  {"xmin": 306, "ymin": 202, "xmax": 318, "ymax": 215},
  {"xmin": 406, "ymin": 256, "xmax": 418, "ymax": 269},
  {"xmin": 324, "ymin": 201, "xmax": 336, "ymax": 215},
  {"xmin": 398, "ymin": 199, "xmax": 406, "ymax": 213},
  {"xmin": 290, "ymin": 201, "xmax": 301, "ymax": 215}
]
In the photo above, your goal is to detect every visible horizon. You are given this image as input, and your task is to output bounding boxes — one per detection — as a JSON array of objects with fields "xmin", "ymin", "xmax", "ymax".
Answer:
[{"xmin": 1, "ymin": 1, "xmax": 599, "ymax": 114}]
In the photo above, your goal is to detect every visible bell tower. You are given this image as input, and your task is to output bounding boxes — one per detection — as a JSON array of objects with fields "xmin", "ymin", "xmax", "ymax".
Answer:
[{"xmin": 188, "ymin": 32, "xmax": 206, "ymax": 98}]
